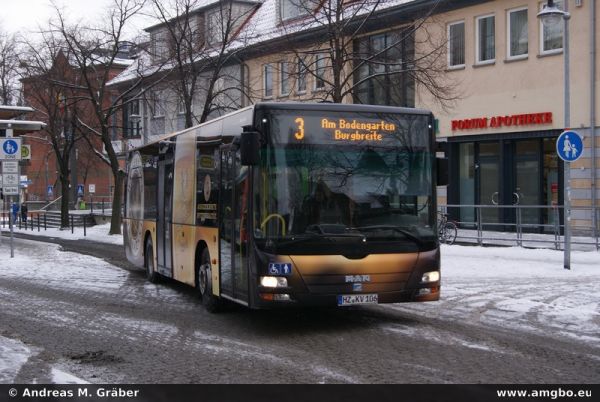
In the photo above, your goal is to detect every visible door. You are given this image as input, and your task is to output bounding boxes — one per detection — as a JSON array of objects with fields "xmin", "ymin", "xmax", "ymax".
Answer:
[
  {"xmin": 219, "ymin": 147, "xmax": 250, "ymax": 303},
  {"xmin": 513, "ymin": 140, "xmax": 541, "ymax": 230},
  {"xmin": 477, "ymin": 142, "xmax": 501, "ymax": 228},
  {"xmin": 157, "ymin": 156, "xmax": 174, "ymax": 277},
  {"xmin": 454, "ymin": 136, "xmax": 561, "ymax": 232}
]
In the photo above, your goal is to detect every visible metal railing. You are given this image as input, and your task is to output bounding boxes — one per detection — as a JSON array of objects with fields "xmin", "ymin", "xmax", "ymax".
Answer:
[
  {"xmin": 439, "ymin": 204, "xmax": 600, "ymax": 251},
  {"xmin": 40, "ymin": 196, "xmax": 63, "ymax": 211}
]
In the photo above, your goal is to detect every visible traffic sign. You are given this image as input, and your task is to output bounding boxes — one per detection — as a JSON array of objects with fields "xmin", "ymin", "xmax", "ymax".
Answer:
[
  {"xmin": 3, "ymin": 186, "xmax": 18, "ymax": 195},
  {"xmin": 21, "ymin": 145, "xmax": 31, "ymax": 160},
  {"xmin": 2, "ymin": 161, "xmax": 18, "ymax": 173},
  {"xmin": 89, "ymin": 184, "xmax": 96, "ymax": 194},
  {"xmin": 77, "ymin": 184, "xmax": 84, "ymax": 196},
  {"xmin": 47, "ymin": 185, "xmax": 54, "ymax": 198},
  {"xmin": 3, "ymin": 173, "xmax": 18, "ymax": 186},
  {"xmin": 0, "ymin": 138, "xmax": 22, "ymax": 160},
  {"xmin": 556, "ymin": 130, "xmax": 583, "ymax": 162}
]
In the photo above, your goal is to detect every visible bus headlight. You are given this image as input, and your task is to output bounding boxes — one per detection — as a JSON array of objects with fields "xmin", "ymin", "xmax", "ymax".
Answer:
[
  {"xmin": 260, "ymin": 276, "xmax": 288, "ymax": 288},
  {"xmin": 421, "ymin": 271, "xmax": 440, "ymax": 283}
]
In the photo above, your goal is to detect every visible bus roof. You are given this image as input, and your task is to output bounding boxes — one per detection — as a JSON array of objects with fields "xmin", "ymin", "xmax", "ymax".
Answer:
[{"xmin": 254, "ymin": 102, "xmax": 432, "ymax": 116}]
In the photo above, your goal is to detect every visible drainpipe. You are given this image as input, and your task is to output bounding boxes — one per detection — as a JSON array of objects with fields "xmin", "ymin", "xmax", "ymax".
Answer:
[{"xmin": 591, "ymin": 0, "xmax": 597, "ymax": 239}]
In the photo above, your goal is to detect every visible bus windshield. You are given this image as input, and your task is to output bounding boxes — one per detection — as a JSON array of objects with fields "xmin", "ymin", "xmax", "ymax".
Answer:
[{"xmin": 254, "ymin": 110, "xmax": 436, "ymax": 253}]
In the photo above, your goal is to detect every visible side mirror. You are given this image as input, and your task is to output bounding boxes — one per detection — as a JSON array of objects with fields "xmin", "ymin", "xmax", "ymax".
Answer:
[
  {"xmin": 436, "ymin": 157, "xmax": 448, "ymax": 186},
  {"xmin": 240, "ymin": 127, "xmax": 260, "ymax": 166}
]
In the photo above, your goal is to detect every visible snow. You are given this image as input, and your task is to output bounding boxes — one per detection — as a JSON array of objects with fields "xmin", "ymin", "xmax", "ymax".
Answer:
[
  {"xmin": 3, "ymin": 222, "xmax": 123, "ymax": 246},
  {"xmin": 0, "ymin": 239, "xmax": 128, "ymax": 292},
  {"xmin": 0, "ymin": 335, "xmax": 90, "ymax": 384},
  {"xmin": 0, "ymin": 337, "xmax": 33, "ymax": 383},
  {"xmin": 50, "ymin": 368, "xmax": 90, "ymax": 385},
  {"xmin": 389, "ymin": 245, "xmax": 600, "ymax": 346}
]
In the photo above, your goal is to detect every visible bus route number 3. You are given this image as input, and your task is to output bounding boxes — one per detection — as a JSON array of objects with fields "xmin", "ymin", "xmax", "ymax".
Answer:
[{"xmin": 294, "ymin": 117, "xmax": 305, "ymax": 140}]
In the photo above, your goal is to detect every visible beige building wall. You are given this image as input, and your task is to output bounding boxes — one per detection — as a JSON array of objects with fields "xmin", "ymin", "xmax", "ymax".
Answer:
[
  {"xmin": 244, "ymin": 45, "xmax": 354, "ymax": 104},
  {"xmin": 415, "ymin": 0, "xmax": 599, "ymax": 232}
]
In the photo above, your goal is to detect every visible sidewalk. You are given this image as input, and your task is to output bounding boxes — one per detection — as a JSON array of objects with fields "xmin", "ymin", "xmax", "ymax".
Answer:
[{"xmin": 454, "ymin": 228, "xmax": 600, "ymax": 252}]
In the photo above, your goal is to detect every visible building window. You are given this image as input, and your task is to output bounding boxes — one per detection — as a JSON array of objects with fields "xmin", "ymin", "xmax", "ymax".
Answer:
[
  {"xmin": 178, "ymin": 97, "xmax": 186, "ymax": 115},
  {"xmin": 280, "ymin": 0, "xmax": 310, "ymax": 22},
  {"xmin": 151, "ymin": 92, "xmax": 165, "ymax": 118},
  {"xmin": 448, "ymin": 21, "xmax": 465, "ymax": 68},
  {"xmin": 264, "ymin": 64, "xmax": 273, "ymax": 98},
  {"xmin": 124, "ymin": 98, "xmax": 142, "ymax": 138},
  {"xmin": 279, "ymin": 62, "xmax": 290, "ymax": 96},
  {"xmin": 476, "ymin": 14, "xmax": 495, "ymax": 64},
  {"xmin": 207, "ymin": 9, "xmax": 225, "ymax": 45},
  {"xmin": 354, "ymin": 29, "xmax": 415, "ymax": 107},
  {"xmin": 508, "ymin": 7, "xmax": 528, "ymax": 59},
  {"xmin": 314, "ymin": 53, "xmax": 326, "ymax": 90},
  {"xmin": 540, "ymin": 0, "xmax": 564, "ymax": 54},
  {"xmin": 297, "ymin": 57, "xmax": 307, "ymax": 93},
  {"xmin": 150, "ymin": 29, "xmax": 169, "ymax": 62}
]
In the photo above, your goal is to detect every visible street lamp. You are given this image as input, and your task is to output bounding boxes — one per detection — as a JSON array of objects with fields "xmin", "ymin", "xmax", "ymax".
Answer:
[
  {"xmin": 537, "ymin": 0, "xmax": 572, "ymax": 269},
  {"xmin": 537, "ymin": 0, "xmax": 570, "ymax": 28}
]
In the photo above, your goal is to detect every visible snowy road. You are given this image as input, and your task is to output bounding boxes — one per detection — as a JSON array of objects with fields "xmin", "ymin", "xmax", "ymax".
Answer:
[{"xmin": 0, "ymin": 234, "xmax": 599, "ymax": 384}]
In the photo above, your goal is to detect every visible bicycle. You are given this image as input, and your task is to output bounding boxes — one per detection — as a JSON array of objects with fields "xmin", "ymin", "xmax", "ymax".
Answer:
[{"xmin": 437, "ymin": 212, "xmax": 457, "ymax": 245}]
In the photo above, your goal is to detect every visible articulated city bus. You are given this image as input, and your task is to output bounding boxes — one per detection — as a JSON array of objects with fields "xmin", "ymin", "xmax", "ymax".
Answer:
[{"xmin": 124, "ymin": 102, "xmax": 445, "ymax": 311}]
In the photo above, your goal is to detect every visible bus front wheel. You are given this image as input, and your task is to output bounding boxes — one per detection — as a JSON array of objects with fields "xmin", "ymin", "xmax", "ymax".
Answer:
[
  {"xmin": 197, "ymin": 248, "xmax": 221, "ymax": 313},
  {"xmin": 145, "ymin": 238, "xmax": 160, "ymax": 283}
]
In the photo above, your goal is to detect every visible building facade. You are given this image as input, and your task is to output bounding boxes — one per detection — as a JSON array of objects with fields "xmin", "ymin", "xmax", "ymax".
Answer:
[{"xmin": 418, "ymin": 0, "xmax": 599, "ymax": 233}]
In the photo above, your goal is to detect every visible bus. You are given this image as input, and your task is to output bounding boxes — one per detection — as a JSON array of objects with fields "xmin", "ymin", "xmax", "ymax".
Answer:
[{"xmin": 124, "ymin": 102, "xmax": 446, "ymax": 311}]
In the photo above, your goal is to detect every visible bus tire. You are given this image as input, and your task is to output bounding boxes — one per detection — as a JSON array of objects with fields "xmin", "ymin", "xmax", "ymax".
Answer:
[
  {"xmin": 145, "ymin": 238, "xmax": 160, "ymax": 284},
  {"xmin": 197, "ymin": 248, "xmax": 221, "ymax": 313}
]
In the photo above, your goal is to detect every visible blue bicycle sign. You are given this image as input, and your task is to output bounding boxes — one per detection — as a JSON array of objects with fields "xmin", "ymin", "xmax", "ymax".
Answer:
[{"xmin": 556, "ymin": 130, "xmax": 583, "ymax": 162}]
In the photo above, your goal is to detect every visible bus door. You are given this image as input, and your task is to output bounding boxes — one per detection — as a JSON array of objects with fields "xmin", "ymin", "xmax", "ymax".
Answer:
[
  {"xmin": 219, "ymin": 146, "xmax": 249, "ymax": 304},
  {"xmin": 157, "ymin": 154, "xmax": 174, "ymax": 278}
]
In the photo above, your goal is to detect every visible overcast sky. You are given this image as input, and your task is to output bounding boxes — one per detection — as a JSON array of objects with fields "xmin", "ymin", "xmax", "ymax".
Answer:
[{"xmin": 1, "ymin": 0, "xmax": 151, "ymax": 38}]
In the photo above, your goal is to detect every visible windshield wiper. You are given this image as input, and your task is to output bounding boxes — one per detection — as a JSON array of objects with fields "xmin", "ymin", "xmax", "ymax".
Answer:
[
  {"xmin": 306, "ymin": 224, "xmax": 365, "ymax": 238},
  {"xmin": 350, "ymin": 225, "xmax": 423, "ymax": 246},
  {"xmin": 273, "ymin": 232, "xmax": 335, "ymax": 247}
]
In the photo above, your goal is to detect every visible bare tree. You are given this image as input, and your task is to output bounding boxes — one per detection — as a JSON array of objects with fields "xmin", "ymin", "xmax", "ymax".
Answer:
[
  {"xmin": 148, "ymin": 0, "xmax": 257, "ymax": 127},
  {"xmin": 279, "ymin": 0, "xmax": 458, "ymax": 109},
  {"xmin": 51, "ymin": 0, "xmax": 149, "ymax": 235},
  {"xmin": 0, "ymin": 27, "xmax": 19, "ymax": 104},
  {"xmin": 19, "ymin": 32, "xmax": 83, "ymax": 227}
]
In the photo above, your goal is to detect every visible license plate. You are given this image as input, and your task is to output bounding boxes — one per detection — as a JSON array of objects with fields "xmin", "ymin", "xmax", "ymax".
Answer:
[{"xmin": 337, "ymin": 293, "xmax": 378, "ymax": 306}]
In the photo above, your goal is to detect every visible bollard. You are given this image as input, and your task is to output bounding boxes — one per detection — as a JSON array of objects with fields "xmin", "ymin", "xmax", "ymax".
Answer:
[
  {"xmin": 37, "ymin": 214, "xmax": 40, "ymax": 232},
  {"xmin": 71, "ymin": 215, "xmax": 74, "ymax": 234},
  {"xmin": 83, "ymin": 215, "xmax": 87, "ymax": 237},
  {"xmin": 44, "ymin": 213, "xmax": 47, "ymax": 231},
  {"xmin": 477, "ymin": 208, "xmax": 483, "ymax": 245},
  {"xmin": 30, "ymin": 214, "xmax": 33, "ymax": 231}
]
